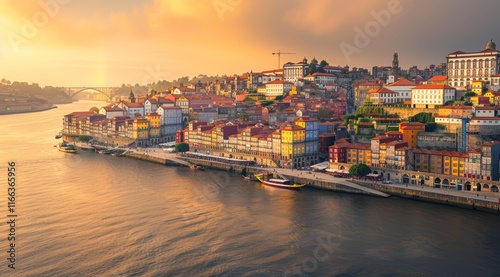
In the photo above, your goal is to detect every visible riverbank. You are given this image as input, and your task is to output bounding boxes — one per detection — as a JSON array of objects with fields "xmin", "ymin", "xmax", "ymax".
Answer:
[
  {"xmin": 122, "ymin": 148, "xmax": 500, "ymax": 214},
  {"xmin": 0, "ymin": 104, "xmax": 57, "ymax": 115}
]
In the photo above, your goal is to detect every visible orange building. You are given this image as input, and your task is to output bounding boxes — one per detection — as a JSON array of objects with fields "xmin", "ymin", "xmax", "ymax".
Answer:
[{"xmin": 399, "ymin": 122, "xmax": 425, "ymax": 148}]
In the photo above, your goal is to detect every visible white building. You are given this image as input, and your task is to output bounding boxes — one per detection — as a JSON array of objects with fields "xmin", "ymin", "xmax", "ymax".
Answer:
[
  {"xmin": 283, "ymin": 58, "xmax": 309, "ymax": 84},
  {"xmin": 99, "ymin": 105, "xmax": 124, "ymax": 119},
  {"xmin": 265, "ymin": 80, "xmax": 293, "ymax": 98},
  {"xmin": 411, "ymin": 84, "xmax": 456, "ymax": 108},
  {"xmin": 119, "ymin": 101, "xmax": 144, "ymax": 119},
  {"xmin": 144, "ymin": 98, "xmax": 175, "ymax": 114},
  {"xmin": 367, "ymin": 87, "xmax": 398, "ymax": 104},
  {"xmin": 304, "ymin": 72, "xmax": 337, "ymax": 85},
  {"xmin": 385, "ymin": 78, "xmax": 416, "ymax": 103},
  {"xmin": 446, "ymin": 39, "xmax": 500, "ymax": 89},
  {"xmin": 156, "ymin": 106, "xmax": 183, "ymax": 141},
  {"xmin": 470, "ymin": 117, "xmax": 500, "ymax": 126},
  {"xmin": 474, "ymin": 106, "xmax": 496, "ymax": 117}
]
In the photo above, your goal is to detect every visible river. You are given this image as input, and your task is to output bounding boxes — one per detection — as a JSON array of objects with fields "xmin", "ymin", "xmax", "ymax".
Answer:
[{"xmin": 1, "ymin": 100, "xmax": 499, "ymax": 276}]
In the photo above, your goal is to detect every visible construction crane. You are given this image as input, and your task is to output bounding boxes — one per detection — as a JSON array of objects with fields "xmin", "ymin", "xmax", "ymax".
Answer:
[{"xmin": 272, "ymin": 50, "xmax": 296, "ymax": 69}]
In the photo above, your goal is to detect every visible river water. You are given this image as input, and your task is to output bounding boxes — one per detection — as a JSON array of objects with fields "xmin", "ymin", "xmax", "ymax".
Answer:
[{"xmin": 1, "ymin": 100, "xmax": 500, "ymax": 276}]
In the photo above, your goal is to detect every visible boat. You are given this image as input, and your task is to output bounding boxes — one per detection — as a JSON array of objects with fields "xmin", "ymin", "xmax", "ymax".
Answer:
[
  {"xmin": 98, "ymin": 149, "xmax": 112, "ymax": 154},
  {"xmin": 57, "ymin": 142, "xmax": 78, "ymax": 153},
  {"xmin": 254, "ymin": 173, "xmax": 306, "ymax": 189},
  {"xmin": 189, "ymin": 165, "xmax": 206, "ymax": 171},
  {"xmin": 55, "ymin": 134, "xmax": 62, "ymax": 139}
]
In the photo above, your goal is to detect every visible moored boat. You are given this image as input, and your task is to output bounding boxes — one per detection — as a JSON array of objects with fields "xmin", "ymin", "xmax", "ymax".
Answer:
[
  {"xmin": 57, "ymin": 142, "xmax": 78, "ymax": 153},
  {"xmin": 254, "ymin": 173, "xmax": 306, "ymax": 189},
  {"xmin": 189, "ymin": 164, "xmax": 206, "ymax": 171}
]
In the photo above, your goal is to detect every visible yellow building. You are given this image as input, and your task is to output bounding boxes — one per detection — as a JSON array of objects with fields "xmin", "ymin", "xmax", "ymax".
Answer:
[
  {"xmin": 280, "ymin": 124, "xmax": 305, "ymax": 161},
  {"xmin": 413, "ymin": 149, "xmax": 467, "ymax": 176},
  {"xmin": 483, "ymin": 91, "xmax": 497, "ymax": 104},
  {"xmin": 145, "ymin": 113, "xmax": 161, "ymax": 141},
  {"xmin": 471, "ymin": 80, "xmax": 485, "ymax": 95},
  {"xmin": 132, "ymin": 117, "xmax": 150, "ymax": 141}
]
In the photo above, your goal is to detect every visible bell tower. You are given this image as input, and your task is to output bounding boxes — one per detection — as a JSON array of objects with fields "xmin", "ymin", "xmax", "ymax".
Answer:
[{"xmin": 392, "ymin": 52, "xmax": 400, "ymax": 80}]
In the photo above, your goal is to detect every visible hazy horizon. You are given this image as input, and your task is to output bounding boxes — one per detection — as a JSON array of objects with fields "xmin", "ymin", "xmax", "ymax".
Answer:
[{"xmin": 1, "ymin": 0, "xmax": 499, "ymax": 87}]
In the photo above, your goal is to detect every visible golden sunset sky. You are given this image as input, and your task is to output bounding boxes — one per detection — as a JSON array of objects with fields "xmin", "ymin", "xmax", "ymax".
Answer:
[{"xmin": 1, "ymin": 0, "xmax": 499, "ymax": 86}]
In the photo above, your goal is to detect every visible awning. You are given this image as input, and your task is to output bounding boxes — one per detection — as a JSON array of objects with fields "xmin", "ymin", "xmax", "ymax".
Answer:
[
  {"xmin": 310, "ymin": 161, "xmax": 329, "ymax": 170},
  {"xmin": 366, "ymin": 173, "xmax": 380, "ymax": 177},
  {"xmin": 326, "ymin": 169, "xmax": 349, "ymax": 174}
]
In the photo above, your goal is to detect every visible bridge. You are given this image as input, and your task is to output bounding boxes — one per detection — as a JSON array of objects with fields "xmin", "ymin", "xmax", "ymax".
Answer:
[{"xmin": 63, "ymin": 87, "xmax": 120, "ymax": 100}]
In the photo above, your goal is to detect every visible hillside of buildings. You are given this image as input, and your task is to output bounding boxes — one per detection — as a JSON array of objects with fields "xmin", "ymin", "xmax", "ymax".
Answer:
[{"xmin": 62, "ymin": 39, "xmax": 500, "ymax": 189}]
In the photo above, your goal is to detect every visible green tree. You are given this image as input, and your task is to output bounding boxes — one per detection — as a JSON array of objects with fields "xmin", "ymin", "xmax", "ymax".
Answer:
[
  {"xmin": 261, "ymin": 100, "xmax": 275, "ymax": 107},
  {"xmin": 348, "ymin": 164, "xmax": 359, "ymax": 176},
  {"xmin": 410, "ymin": 112, "xmax": 434, "ymax": 124},
  {"xmin": 275, "ymin": 95, "xmax": 283, "ymax": 101},
  {"xmin": 425, "ymin": 122, "xmax": 438, "ymax": 132},
  {"xmin": 79, "ymin": 135, "xmax": 93, "ymax": 143},
  {"xmin": 318, "ymin": 60, "xmax": 329, "ymax": 73},
  {"xmin": 318, "ymin": 108, "xmax": 333, "ymax": 119},
  {"xmin": 464, "ymin": 91, "xmax": 476, "ymax": 97},
  {"xmin": 240, "ymin": 112, "xmax": 249, "ymax": 121},
  {"xmin": 308, "ymin": 58, "xmax": 318, "ymax": 75},
  {"xmin": 341, "ymin": 114, "xmax": 355, "ymax": 125},
  {"xmin": 349, "ymin": 163, "xmax": 371, "ymax": 177},
  {"xmin": 357, "ymin": 163, "xmax": 371, "ymax": 177},
  {"xmin": 175, "ymin": 142, "xmax": 189, "ymax": 153}
]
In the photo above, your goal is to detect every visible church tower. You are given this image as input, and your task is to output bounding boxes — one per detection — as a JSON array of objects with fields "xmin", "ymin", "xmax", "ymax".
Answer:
[{"xmin": 392, "ymin": 52, "xmax": 400, "ymax": 80}]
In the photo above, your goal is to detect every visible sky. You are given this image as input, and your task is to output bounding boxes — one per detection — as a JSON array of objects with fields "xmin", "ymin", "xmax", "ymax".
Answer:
[{"xmin": 1, "ymin": 0, "xmax": 499, "ymax": 87}]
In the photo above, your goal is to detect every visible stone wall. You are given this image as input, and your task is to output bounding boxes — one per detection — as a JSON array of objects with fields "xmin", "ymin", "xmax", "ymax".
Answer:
[{"xmin": 383, "ymin": 107, "xmax": 439, "ymax": 119}]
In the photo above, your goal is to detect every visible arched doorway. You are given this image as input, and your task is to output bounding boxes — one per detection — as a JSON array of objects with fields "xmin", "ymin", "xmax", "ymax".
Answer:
[
  {"xmin": 491, "ymin": 185, "xmax": 499, "ymax": 193},
  {"xmin": 475, "ymin": 183, "xmax": 481, "ymax": 192},
  {"xmin": 483, "ymin": 184, "xmax": 490, "ymax": 192},
  {"xmin": 402, "ymin": 174, "xmax": 410, "ymax": 184},
  {"xmin": 442, "ymin": 179, "xmax": 450, "ymax": 186},
  {"xmin": 434, "ymin": 177, "xmax": 441, "ymax": 188},
  {"xmin": 464, "ymin": 181, "xmax": 471, "ymax": 191},
  {"xmin": 419, "ymin": 176, "xmax": 425, "ymax": 185}
]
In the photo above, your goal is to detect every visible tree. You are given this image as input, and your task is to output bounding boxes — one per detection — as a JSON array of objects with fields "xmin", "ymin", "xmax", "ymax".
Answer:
[
  {"xmin": 89, "ymin": 107, "xmax": 99, "ymax": 113},
  {"xmin": 261, "ymin": 100, "xmax": 275, "ymax": 107},
  {"xmin": 357, "ymin": 163, "xmax": 371, "ymax": 177},
  {"xmin": 341, "ymin": 114, "xmax": 355, "ymax": 125},
  {"xmin": 410, "ymin": 112, "xmax": 434, "ymax": 124},
  {"xmin": 464, "ymin": 91, "xmax": 476, "ymax": 97},
  {"xmin": 275, "ymin": 95, "xmax": 283, "ymax": 101},
  {"xmin": 175, "ymin": 142, "xmax": 189, "ymax": 153},
  {"xmin": 308, "ymin": 58, "xmax": 318, "ymax": 75},
  {"xmin": 349, "ymin": 163, "xmax": 371, "ymax": 177},
  {"xmin": 318, "ymin": 60, "xmax": 329, "ymax": 73},
  {"xmin": 240, "ymin": 112, "xmax": 249, "ymax": 121},
  {"xmin": 318, "ymin": 108, "xmax": 333, "ymax": 120},
  {"xmin": 79, "ymin": 135, "xmax": 93, "ymax": 143}
]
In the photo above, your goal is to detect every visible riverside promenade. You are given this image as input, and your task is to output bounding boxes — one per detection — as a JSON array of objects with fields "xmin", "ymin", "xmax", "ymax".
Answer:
[{"xmin": 123, "ymin": 148, "xmax": 500, "ymax": 213}]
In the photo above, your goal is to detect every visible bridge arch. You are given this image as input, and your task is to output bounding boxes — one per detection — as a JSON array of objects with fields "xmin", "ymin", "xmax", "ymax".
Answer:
[{"xmin": 67, "ymin": 87, "xmax": 116, "ymax": 100}]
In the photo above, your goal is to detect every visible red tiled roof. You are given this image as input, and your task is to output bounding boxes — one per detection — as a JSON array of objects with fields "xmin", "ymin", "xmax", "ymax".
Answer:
[
  {"xmin": 386, "ymin": 78, "xmax": 415, "ymax": 86},
  {"xmin": 426, "ymin": 75, "xmax": 447, "ymax": 82}
]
